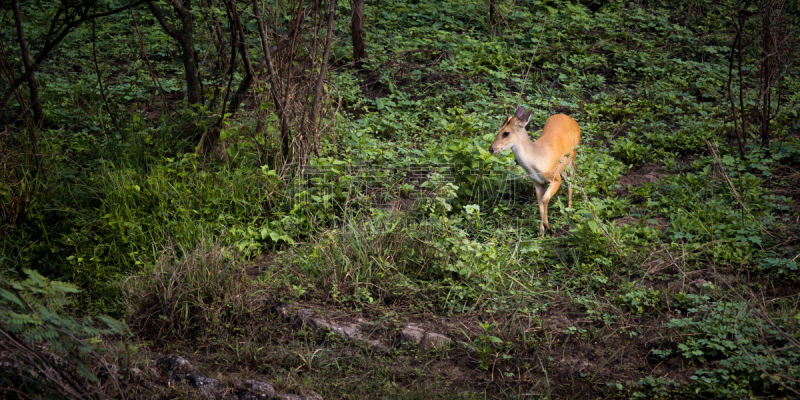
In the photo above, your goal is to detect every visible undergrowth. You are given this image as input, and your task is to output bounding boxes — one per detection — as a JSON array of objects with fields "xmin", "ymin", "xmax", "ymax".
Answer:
[{"xmin": 2, "ymin": 0, "xmax": 799, "ymax": 397}]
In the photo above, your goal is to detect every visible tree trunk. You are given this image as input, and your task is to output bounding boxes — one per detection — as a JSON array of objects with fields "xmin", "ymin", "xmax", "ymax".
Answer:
[
  {"xmin": 488, "ymin": 0, "xmax": 497, "ymax": 33},
  {"xmin": 349, "ymin": 0, "xmax": 366, "ymax": 67},
  {"xmin": 759, "ymin": 0, "xmax": 774, "ymax": 148},
  {"xmin": 12, "ymin": 0, "xmax": 43, "ymax": 125},
  {"xmin": 224, "ymin": 0, "xmax": 255, "ymax": 117},
  {"xmin": 179, "ymin": 3, "xmax": 202, "ymax": 105},
  {"xmin": 146, "ymin": 0, "xmax": 202, "ymax": 105}
]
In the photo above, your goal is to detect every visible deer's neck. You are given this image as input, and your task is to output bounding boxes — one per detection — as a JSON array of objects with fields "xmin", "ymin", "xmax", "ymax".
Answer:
[{"xmin": 511, "ymin": 136, "xmax": 548, "ymax": 184}]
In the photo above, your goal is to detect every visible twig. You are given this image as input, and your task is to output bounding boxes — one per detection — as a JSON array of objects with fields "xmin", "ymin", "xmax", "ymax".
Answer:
[
  {"xmin": 518, "ymin": 18, "xmax": 547, "ymax": 101},
  {"xmin": 310, "ymin": 0, "xmax": 336, "ymax": 136},
  {"xmin": 658, "ymin": 237, "xmax": 687, "ymax": 281},
  {"xmin": 91, "ymin": 14, "xmax": 119, "ymax": 130},
  {"xmin": 128, "ymin": 0, "xmax": 174, "ymax": 120},
  {"xmin": 705, "ymin": 140, "xmax": 778, "ymax": 239}
]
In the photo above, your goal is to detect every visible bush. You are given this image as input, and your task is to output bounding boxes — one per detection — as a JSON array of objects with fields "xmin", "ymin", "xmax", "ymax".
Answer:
[{"xmin": 123, "ymin": 240, "xmax": 268, "ymax": 342}]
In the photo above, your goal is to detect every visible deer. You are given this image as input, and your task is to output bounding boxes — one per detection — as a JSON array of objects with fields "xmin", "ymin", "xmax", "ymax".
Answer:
[{"xmin": 488, "ymin": 106, "xmax": 581, "ymax": 236}]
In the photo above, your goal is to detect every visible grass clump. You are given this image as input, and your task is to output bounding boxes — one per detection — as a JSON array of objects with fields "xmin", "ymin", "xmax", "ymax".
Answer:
[{"xmin": 123, "ymin": 240, "xmax": 269, "ymax": 343}]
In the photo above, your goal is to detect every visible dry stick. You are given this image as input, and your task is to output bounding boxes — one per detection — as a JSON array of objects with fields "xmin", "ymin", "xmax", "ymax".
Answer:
[
  {"xmin": 228, "ymin": 2, "xmax": 316, "ymax": 120},
  {"xmin": 197, "ymin": 29, "xmax": 215, "ymax": 77},
  {"xmin": 252, "ymin": 0, "xmax": 294, "ymax": 169},
  {"xmin": 0, "ymin": 387, "xmax": 34, "ymax": 400},
  {"xmin": 310, "ymin": 0, "xmax": 336, "ymax": 149},
  {"xmin": 710, "ymin": 258, "xmax": 800, "ymax": 353},
  {"xmin": 0, "ymin": 277, "xmax": 91, "ymax": 399},
  {"xmin": 224, "ymin": 0, "xmax": 257, "ymax": 120},
  {"xmin": 12, "ymin": 0, "xmax": 43, "ymax": 125},
  {"xmin": 0, "ymin": 37, "xmax": 40, "ymax": 166},
  {"xmin": 311, "ymin": 0, "xmax": 320, "ymax": 69},
  {"xmin": 736, "ymin": 8, "xmax": 747, "ymax": 146},
  {"xmin": 726, "ymin": 23, "xmax": 745, "ymax": 157},
  {"xmin": 53, "ymin": 328, "xmax": 126, "ymax": 400},
  {"xmin": 719, "ymin": 277, "xmax": 800, "ymax": 395},
  {"xmin": 0, "ymin": 330, "xmax": 86, "ymax": 400},
  {"xmin": 195, "ymin": 0, "xmax": 240, "ymax": 155},
  {"xmin": 517, "ymin": 17, "xmax": 548, "ymax": 101},
  {"xmin": 657, "ymin": 236, "xmax": 687, "ymax": 286},
  {"xmin": 99, "ymin": 358, "xmax": 126, "ymax": 400},
  {"xmin": 217, "ymin": 0, "xmax": 238, "ymax": 121},
  {"xmin": 279, "ymin": 0, "xmax": 306, "ymax": 165},
  {"xmin": 128, "ymin": 0, "xmax": 174, "ymax": 119},
  {"xmin": 91, "ymin": 15, "xmax": 119, "ymax": 130},
  {"xmin": 705, "ymin": 140, "xmax": 778, "ymax": 239},
  {"xmin": 317, "ymin": 81, "xmax": 343, "ymax": 142}
]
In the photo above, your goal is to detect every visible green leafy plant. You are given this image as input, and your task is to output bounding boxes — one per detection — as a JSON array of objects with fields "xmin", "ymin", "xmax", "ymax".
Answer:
[
  {"xmin": 470, "ymin": 321, "xmax": 504, "ymax": 371},
  {"xmin": 614, "ymin": 283, "xmax": 660, "ymax": 314},
  {"xmin": 1, "ymin": 269, "xmax": 131, "ymax": 399}
]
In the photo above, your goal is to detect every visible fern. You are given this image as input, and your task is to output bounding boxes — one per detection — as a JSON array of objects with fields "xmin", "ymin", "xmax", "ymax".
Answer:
[{"xmin": 0, "ymin": 269, "xmax": 132, "ymax": 395}]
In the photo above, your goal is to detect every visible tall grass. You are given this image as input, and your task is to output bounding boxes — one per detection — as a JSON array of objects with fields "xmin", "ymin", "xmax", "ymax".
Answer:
[{"xmin": 123, "ymin": 239, "xmax": 267, "ymax": 342}]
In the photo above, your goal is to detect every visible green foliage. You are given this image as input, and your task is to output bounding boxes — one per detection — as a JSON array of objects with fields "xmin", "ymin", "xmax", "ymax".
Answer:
[
  {"xmin": 629, "ymin": 154, "xmax": 785, "ymax": 265},
  {"xmin": 468, "ymin": 321, "xmax": 504, "ymax": 371},
  {"xmin": 2, "ymin": 0, "xmax": 800, "ymax": 397},
  {"xmin": 614, "ymin": 283, "xmax": 659, "ymax": 314},
  {"xmin": 661, "ymin": 301, "xmax": 800, "ymax": 397},
  {"xmin": 0, "ymin": 269, "xmax": 130, "ymax": 388},
  {"xmin": 624, "ymin": 376, "xmax": 682, "ymax": 399}
]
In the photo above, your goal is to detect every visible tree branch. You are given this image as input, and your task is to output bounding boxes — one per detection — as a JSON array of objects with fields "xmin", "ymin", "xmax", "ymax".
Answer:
[
  {"xmin": 168, "ymin": 0, "xmax": 191, "ymax": 16},
  {"xmin": 1, "ymin": 0, "xmax": 150, "ymax": 113},
  {"xmin": 146, "ymin": 0, "xmax": 180, "ymax": 38}
]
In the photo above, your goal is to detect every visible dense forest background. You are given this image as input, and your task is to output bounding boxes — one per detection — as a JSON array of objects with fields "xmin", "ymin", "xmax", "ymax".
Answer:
[{"xmin": 2, "ymin": 0, "xmax": 800, "ymax": 398}]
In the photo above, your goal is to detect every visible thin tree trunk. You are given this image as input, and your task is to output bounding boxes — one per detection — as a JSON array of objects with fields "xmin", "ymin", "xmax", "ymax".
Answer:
[
  {"xmin": 279, "ymin": 1, "xmax": 306, "ymax": 162},
  {"xmin": 760, "ymin": 0, "xmax": 773, "ymax": 148},
  {"xmin": 12, "ymin": 0, "xmax": 43, "ymax": 125},
  {"xmin": 251, "ymin": 0, "xmax": 319, "ymax": 163},
  {"xmin": 224, "ymin": 0, "xmax": 255, "ymax": 117},
  {"xmin": 179, "ymin": 3, "xmax": 202, "ymax": 105},
  {"xmin": 92, "ymin": 17, "xmax": 119, "ymax": 130},
  {"xmin": 488, "ymin": 0, "xmax": 497, "ymax": 33},
  {"xmin": 350, "ymin": 0, "xmax": 366, "ymax": 67},
  {"xmin": 0, "ymin": 37, "xmax": 40, "ymax": 165},
  {"xmin": 737, "ymin": 11, "xmax": 746, "ymax": 148},
  {"xmin": 146, "ymin": 0, "xmax": 202, "ymax": 105},
  {"xmin": 727, "ymin": 30, "xmax": 745, "ymax": 158}
]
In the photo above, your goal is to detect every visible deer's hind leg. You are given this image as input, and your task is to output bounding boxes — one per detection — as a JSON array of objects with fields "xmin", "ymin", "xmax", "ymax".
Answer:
[{"xmin": 560, "ymin": 160, "xmax": 576, "ymax": 208}]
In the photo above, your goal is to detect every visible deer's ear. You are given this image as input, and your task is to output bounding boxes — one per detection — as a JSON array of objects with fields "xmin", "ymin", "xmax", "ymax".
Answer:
[
  {"xmin": 523, "ymin": 110, "xmax": 533, "ymax": 125},
  {"xmin": 513, "ymin": 106, "xmax": 527, "ymax": 120},
  {"xmin": 513, "ymin": 106, "xmax": 531, "ymax": 126}
]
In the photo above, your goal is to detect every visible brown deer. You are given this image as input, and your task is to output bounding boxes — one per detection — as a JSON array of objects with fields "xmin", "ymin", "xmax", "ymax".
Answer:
[{"xmin": 489, "ymin": 106, "xmax": 581, "ymax": 236}]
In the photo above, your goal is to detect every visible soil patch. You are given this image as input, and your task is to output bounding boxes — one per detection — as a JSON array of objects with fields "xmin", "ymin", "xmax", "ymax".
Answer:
[{"xmin": 617, "ymin": 164, "xmax": 664, "ymax": 197}]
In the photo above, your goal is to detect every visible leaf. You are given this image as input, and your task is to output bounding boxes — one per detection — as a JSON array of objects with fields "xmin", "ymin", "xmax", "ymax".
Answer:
[
  {"xmin": 0, "ymin": 289, "xmax": 25, "ymax": 308},
  {"xmin": 269, "ymin": 231, "xmax": 281, "ymax": 242},
  {"xmin": 0, "ymin": 182, "xmax": 11, "ymax": 200},
  {"xmin": 487, "ymin": 335, "xmax": 503, "ymax": 343}
]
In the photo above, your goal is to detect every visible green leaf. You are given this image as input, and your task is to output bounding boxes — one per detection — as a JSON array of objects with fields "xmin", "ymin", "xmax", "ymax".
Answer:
[{"xmin": 0, "ymin": 289, "xmax": 25, "ymax": 308}]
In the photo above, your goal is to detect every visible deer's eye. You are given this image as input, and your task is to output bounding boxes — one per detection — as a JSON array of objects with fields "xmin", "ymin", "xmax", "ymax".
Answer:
[{"xmin": 502, "ymin": 131, "xmax": 510, "ymax": 138}]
